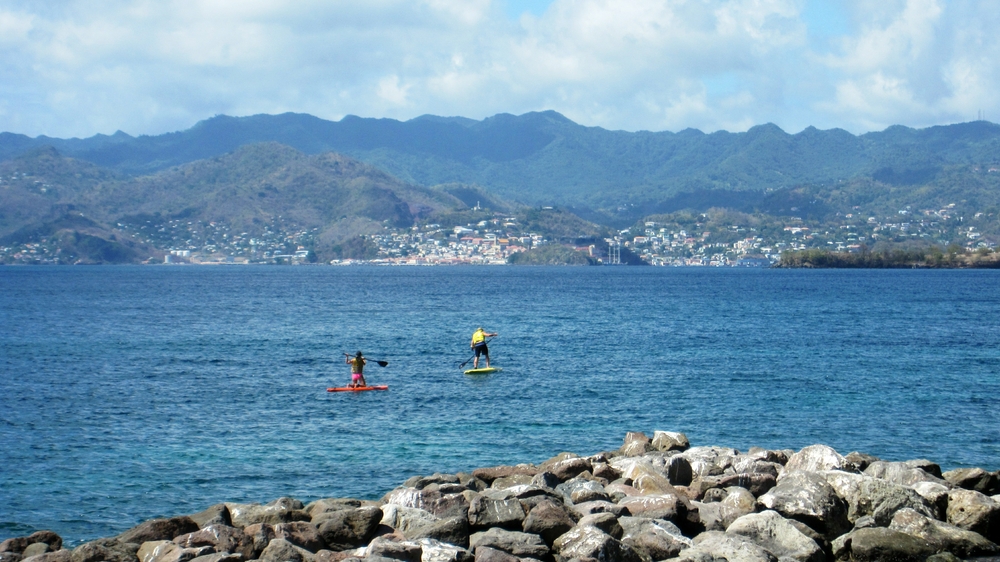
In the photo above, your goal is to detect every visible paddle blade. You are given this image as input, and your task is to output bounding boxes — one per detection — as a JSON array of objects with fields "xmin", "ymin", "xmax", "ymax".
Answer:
[{"xmin": 376, "ymin": 360, "xmax": 389, "ymax": 367}]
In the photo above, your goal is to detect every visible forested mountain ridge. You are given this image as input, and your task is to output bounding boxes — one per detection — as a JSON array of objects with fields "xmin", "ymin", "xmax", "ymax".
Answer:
[{"xmin": 3, "ymin": 112, "xmax": 999, "ymax": 213}]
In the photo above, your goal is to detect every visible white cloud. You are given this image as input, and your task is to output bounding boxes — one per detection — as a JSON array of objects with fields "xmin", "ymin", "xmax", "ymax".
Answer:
[{"xmin": 0, "ymin": 0, "xmax": 998, "ymax": 138}]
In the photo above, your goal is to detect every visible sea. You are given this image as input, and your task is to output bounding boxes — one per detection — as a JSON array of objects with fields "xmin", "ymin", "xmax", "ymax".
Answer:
[{"xmin": 1, "ymin": 266, "xmax": 999, "ymax": 546}]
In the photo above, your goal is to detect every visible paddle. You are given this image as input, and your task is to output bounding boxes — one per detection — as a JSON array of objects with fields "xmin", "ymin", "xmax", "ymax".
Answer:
[
  {"xmin": 458, "ymin": 335, "xmax": 497, "ymax": 369},
  {"xmin": 343, "ymin": 353, "xmax": 389, "ymax": 367}
]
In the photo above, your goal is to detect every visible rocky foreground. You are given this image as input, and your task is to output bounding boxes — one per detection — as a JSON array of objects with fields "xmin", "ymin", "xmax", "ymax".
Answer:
[{"xmin": 3, "ymin": 431, "xmax": 1000, "ymax": 562}]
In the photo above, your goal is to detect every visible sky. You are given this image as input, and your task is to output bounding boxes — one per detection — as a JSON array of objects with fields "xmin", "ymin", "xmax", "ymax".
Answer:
[{"xmin": 1, "ymin": 0, "xmax": 998, "ymax": 139}]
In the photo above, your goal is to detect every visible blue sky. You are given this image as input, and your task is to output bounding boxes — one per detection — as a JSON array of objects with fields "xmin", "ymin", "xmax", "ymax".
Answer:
[{"xmin": 1, "ymin": 0, "xmax": 997, "ymax": 138}]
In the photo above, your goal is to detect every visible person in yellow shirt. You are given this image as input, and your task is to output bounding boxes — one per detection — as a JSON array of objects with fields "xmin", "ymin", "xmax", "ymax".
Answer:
[
  {"xmin": 470, "ymin": 327, "xmax": 498, "ymax": 369},
  {"xmin": 345, "ymin": 351, "xmax": 367, "ymax": 387}
]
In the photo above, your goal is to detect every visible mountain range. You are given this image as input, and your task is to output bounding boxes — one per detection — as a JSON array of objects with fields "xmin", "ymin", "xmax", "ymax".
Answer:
[{"xmin": 4, "ymin": 111, "xmax": 1000, "ymax": 216}]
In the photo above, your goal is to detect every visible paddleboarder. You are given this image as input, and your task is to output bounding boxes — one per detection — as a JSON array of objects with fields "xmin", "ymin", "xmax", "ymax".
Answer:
[
  {"xmin": 470, "ymin": 327, "xmax": 498, "ymax": 369},
  {"xmin": 345, "ymin": 351, "xmax": 367, "ymax": 388}
]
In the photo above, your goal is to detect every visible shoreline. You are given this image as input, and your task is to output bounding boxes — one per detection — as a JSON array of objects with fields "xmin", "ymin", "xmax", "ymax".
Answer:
[{"xmin": 3, "ymin": 431, "xmax": 999, "ymax": 562}]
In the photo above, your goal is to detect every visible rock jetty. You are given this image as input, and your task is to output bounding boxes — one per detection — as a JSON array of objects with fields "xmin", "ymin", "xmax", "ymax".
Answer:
[{"xmin": 3, "ymin": 431, "xmax": 1000, "ymax": 562}]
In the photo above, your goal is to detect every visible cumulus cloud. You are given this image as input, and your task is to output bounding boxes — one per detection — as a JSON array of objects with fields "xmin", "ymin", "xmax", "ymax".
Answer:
[{"xmin": 0, "ymin": 0, "xmax": 997, "ymax": 138}]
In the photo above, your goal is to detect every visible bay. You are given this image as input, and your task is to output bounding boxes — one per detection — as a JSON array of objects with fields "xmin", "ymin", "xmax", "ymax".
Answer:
[{"xmin": 1, "ymin": 266, "xmax": 998, "ymax": 545}]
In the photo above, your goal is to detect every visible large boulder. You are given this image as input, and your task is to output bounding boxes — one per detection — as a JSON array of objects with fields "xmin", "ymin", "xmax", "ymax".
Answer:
[
  {"xmin": 578, "ymin": 512, "xmax": 624, "ymax": 540},
  {"xmin": 407, "ymin": 516, "xmax": 470, "ymax": 548},
  {"xmin": 187, "ymin": 505, "xmax": 232, "ymax": 529},
  {"xmin": 556, "ymin": 478, "xmax": 610, "ymax": 504},
  {"xmin": 471, "ymin": 465, "xmax": 538, "ymax": 485},
  {"xmin": 552, "ymin": 525, "xmax": 642, "ymax": 562},
  {"xmin": 136, "ymin": 541, "xmax": 212, "ymax": 562},
  {"xmin": 620, "ymin": 432, "xmax": 652, "ymax": 457},
  {"xmin": 119, "ymin": 517, "xmax": 201, "ymax": 544},
  {"xmin": 173, "ymin": 524, "xmax": 248, "ymax": 557},
  {"xmin": 547, "ymin": 458, "xmax": 594, "ymax": 482},
  {"xmin": 945, "ymin": 488, "xmax": 1000, "ymax": 543},
  {"xmin": 820, "ymin": 470, "xmax": 939, "ymax": 524},
  {"xmin": 365, "ymin": 536, "xmax": 422, "ymax": 562},
  {"xmin": 381, "ymin": 505, "xmax": 440, "ymax": 537},
  {"xmin": 241, "ymin": 523, "xmax": 276, "ymax": 560},
  {"xmin": 651, "ymin": 431, "xmax": 690, "ymax": 452},
  {"xmin": 618, "ymin": 517, "xmax": 691, "ymax": 561},
  {"xmin": 758, "ymin": 471, "xmax": 850, "ymax": 538},
  {"xmin": 416, "ymin": 538, "xmax": 472, "ymax": 562},
  {"xmin": 676, "ymin": 447, "xmax": 739, "ymax": 480},
  {"xmin": 830, "ymin": 527, "xmax": 935, "ymax": 562},
  {"xmin": 308, "ymin": 499, "xmax": 364, "ymax": 524},
  {"xmin": 888, "ymin": 507, "xmax": 1000, "ymax": 559},
  {"xmin": 675, "ymin": 531, "xmax": 777, "ymax": 562},
  {"xmin": 227, "ymin": 498, "xmax": 310, "ymax": 528},
  {"xmin": 467, "ymin": 496, "xmax": 526, "ymax": 530},
  {"xmin": 1, "ymin": 532, "xmax": 63, "ymax": 556},
  {"xmin": 521, "ymin": 500, "xmax": 575, "ymax": 545},
  {"xmin": 258, "ymin": 538, "xmax": 315, "ymax": 562},
  {"xmin": 316, "ymin": 506, "xmax": 383, "ymax": 551},
  {"xmin": 275, "ymin": 521, "xmax": 326, "ymax": 553},
  {"xmin": 21, "ymin": 551, "xmax": 73, "ymax": 562},
  {"xmin": 71, "ymin": 538, "xmax": 140, "ymax": 562},
  {"xmin": 726, "ymin": 510, "xmax": 824, "ymax": 562},
  {"xmin": 912, "ymin": 481, "xmax": 951, "ymax": 517},
  {"xmin": 468, "ymin": 528, "xmax": 549, "ymax": 559},
  {"xmin": 863, "ymin": 461, "xmax": 946, "ymax": 487},
  {"xmin": 943, "ymin": 467, "xmax": 999, "ymax": 495},
  {"xmin": 783, "ymin": 445, "xmax": 853, "ymax": 474}
]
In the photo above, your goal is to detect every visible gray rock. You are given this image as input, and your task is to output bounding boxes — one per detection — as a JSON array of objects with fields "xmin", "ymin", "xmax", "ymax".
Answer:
[
  {"xmin": 188, "ymin": 505, "xmax": 232, "ymax": 529},
  {"xmin": 548, "ymin": 458, "xmax": 594, "ymax": 482},
  {"xmin": 275, "ymin": 521, "xmax": 326, "ymax": 553},
  {"xmin": 675, "ymin": 531, "xmax": 777, "ymax": 562},
  {"xmin": 381, "ymin": 505, "xmax": 440, "ymax": 537},
  {"xmin": 592, "ymin": 463, "xmax": 623, "ymax": 484},
  {"xmin": 426, "ymin": 493, "xmax": 473, "ymax": 520},
  {"xmin": 676, "ymin": 447, "xmax": 740, "ymax": 480},
  {"xmin": 71, "ymin": 538, "xmax": 140, "ymax": 562},
  {"xmin": 943, "ymin": 467, "xmax": 999, "ymax": 495},
  {"xmin": 227, "ymin": 500, "xmax": 309, "ymax": 528},
  {"xmin": 783, "ymin": 444, "xmax": 853, "ymax": 474},
  {"xmin": 556, "ymin": 479, "xmax": 610, "ymax": 505},
  {"xmin": 747, "ymin": 448, "xmax": 790, "ymax": 465},
  {"xmin": 570, "ymin": 501, "xmax": 631, "ymax": 519},
  {"xmin": 620, "ymin": 432, "xmax": 652, "ymax": 457},
  {"xmin": 662, "ymin": 456, "xmax": 694, "ymax": 487},
  {"xmin": 405, "ymin": 474, "xmax": 461, "ymax": 490},
  {"xmin": 136, "ymin": 541, "xmax": 213, "ymax": 562},
  {"xmin": 830, "ymin": 527, "xmax": 934, "ymax": 562},
  {"xmin": 902, "ymin": 459, "xmax": 943, "ymax": 479},
  {"xmin": 863, "ymin": 461, "xmax": 946, "ymax": 487},
  {"xmin": 0, "ymin": 532, "xmax": 63, "ymax": 556},
  {"xmin": 843, "ymin": 452, "xmax": 880, "ymax": 473},
  {"xmin": 924, "ymin": 553, "xmax": 962, "ymax": 562},
  {"xmin": 308, "ymin": 499, "xmax": 363, "ymax": 522},
  {"xmin": 946, "ymin": 488, "xmax": 1000, "ymax": 542},
  {"xmin": 187, "ymin": 554, "xmax": 243, "ymax": 562},
  {"xmin": 471, "ymin": 465, "xmax": 538, "ymax": 485},
  {"xmin": 651, "ymin": 432, "xmax": 690, "ymax": 453},
  {"xmin": 173, "ymin": 524, "xmax": 248, "ymax": 556},
  {"xmin": 258, "ymin": 538, "xmax": 314, "ymax": 562},
  {"xmin": 467, "ymin": 496, "xmax": 526, "ymax": 530},
  {"xmin": 521, "ymin": 500, "xmax": 575, "ymax": 546},
  {"xmin": 758, "ymin": 470, "xmax": 850, "ymax": 538},
  {"xmin": 469, "ymin": 528, "xmax": 549, "ymax": 559},
  {"xmin": 417, "ymin": 538, "xmax": 472, "ymax": 562},
  {"xmin": 820, "ymin": 470, "xmax": 939, "ymax": 525},
  {"xmin": 888, "ymin": 507, "xmax": 1000, "ymax": 558},
  {"xmin": 472, "ymin": 546, "xmax": 516, "ymax": 562},
  {"xmin": 618, "ymin": 517, "xmax": 691, "ymax": 561},
  {"xmin": 408, "ymin": 516, "xmax": 470, "ymax": 548},
  {"xmin": 552, "ymin": 526, "xmax": 641, "ymax": 562},
  {"xmin": 491, "ymin": 475, "xmax": 535, "ymax": 489},
  {"xmin": 119, "ymin": 517, "xmax": 201, "ymax": 544},
  {"xmin": 726, "ymin": 510, "xmax": 824, "ymax": 562},
  {"xmin": 242, "ymin": 523, "xmax": 276, "ymax": 560},
  {"xmin": 366, "ymin": 537, "xmax": 422, "ymax": 562},
  {"xmin": 21, "ymin": 551, "xmax": 72, "ymax": 562},
  {"xmin": 530, "ymin": 472, "xmax": 561, "ymax": 490},
  {"xmin": 616, "ymin": 495, "xmax": 686, "ymax": 523},
  {"xmin": 19, "ymin": 546, "xmax": 50, "ymax": 560},
  {"xmin": 317, "ymin": 506, "xmax": 384, "ymax": 551},
  {"xmin": 690, "ymin": 501, "xmax": 742, "ymax": 532},
  {"xmin": 912, "ymin": 481, "xmax": 951, "ymax": 518},
  {"xmin": 578, "ymin": 513, "xmax": 623, "ymax": 540}
]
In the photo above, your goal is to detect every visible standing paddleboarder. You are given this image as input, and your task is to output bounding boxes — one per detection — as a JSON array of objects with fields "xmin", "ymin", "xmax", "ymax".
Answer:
[
  {"xmin": 470, "ymin": 327, "xmax": 498, "ymax": 369},
  {"xmin": 345, "ymin": 351, "xmax": 367, "ymax": 388}
]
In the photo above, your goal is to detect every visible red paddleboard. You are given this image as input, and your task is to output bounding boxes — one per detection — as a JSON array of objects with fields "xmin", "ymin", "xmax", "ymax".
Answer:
[{"xmin": 327, "ymin": 385, "xmax": 388, "ymax": 393}]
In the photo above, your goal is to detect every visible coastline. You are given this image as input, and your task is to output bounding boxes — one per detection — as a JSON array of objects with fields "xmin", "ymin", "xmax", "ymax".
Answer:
[{"xmin": 3, "ymin": 431, "xmax": 999, "ymax": 562}]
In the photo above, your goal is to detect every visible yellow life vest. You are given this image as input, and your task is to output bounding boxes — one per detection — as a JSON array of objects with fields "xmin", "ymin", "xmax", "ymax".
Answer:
[{"xmin": 472, "ymin": 329, "xmax": 486, "ymax": 345}]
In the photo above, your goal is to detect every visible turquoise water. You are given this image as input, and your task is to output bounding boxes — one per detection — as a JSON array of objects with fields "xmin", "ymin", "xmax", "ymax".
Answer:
[{"xmin": 1, "ymin": 266, "xmax": 998, "ymax": 545}]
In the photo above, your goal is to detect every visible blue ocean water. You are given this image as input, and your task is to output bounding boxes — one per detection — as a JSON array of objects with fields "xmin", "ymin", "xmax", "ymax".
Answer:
[{"xmin": 1, "ymin": 266, "xmax": 999, "ymax": 546}]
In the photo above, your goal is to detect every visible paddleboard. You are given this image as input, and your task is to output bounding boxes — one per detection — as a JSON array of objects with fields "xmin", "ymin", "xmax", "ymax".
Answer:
[
  {"xmin": 464, "ymin": 367, "xmax": 502, "ymax": 375},
  {"xmin": 327, "ymin": 385, "xmax": 389, "ymax": 392}
]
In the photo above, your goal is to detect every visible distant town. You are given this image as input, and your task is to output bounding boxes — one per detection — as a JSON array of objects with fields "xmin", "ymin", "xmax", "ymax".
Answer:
[{"xmin": 1, "ymin": 203, "xmax": 995, "ymax": 266}]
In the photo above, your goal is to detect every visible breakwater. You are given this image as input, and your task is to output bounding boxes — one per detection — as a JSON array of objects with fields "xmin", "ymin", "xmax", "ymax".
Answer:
[{"xmin": 3, "ymin": 431, "xmax": 1000, "ymax": 562}]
